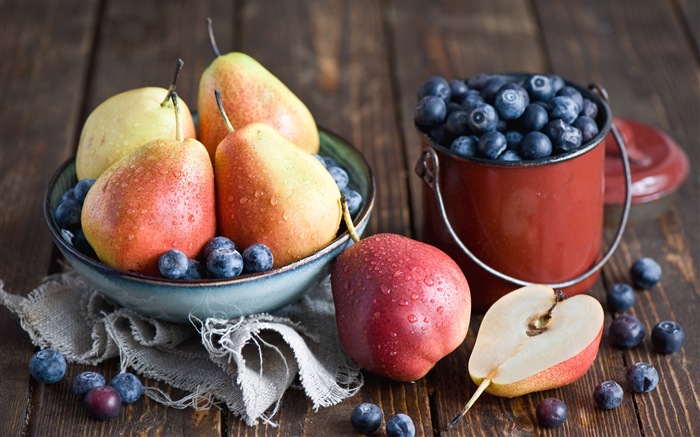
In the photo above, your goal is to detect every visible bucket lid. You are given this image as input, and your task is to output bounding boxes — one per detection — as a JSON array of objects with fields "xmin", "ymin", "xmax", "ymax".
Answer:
[{"xmin": 605, "ymin": 117, "xmax": 689, "ymax": 208}]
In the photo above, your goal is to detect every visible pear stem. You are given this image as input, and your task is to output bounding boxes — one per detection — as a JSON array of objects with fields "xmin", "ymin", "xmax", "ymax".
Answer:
[
  {"xmin": 206, "ymin": 17, "xmax": 221, "ymax": 57},
  {"xmin": 171, "ymin": 92, "xmax": 183, "ymax": 142},
  {"xmin": 161, "ymin": 58, "xmax": 184, "ymax": 107},
  {"xmin": 446, "ymin": 377, "xmax": 492, "ymax": 430},
  {"xmin": 214, "ymin": 90, "xmax": 235, "ymax": 133},
  {"xmin": 341, "ymin": 196, "xmax": 360, "ymax": 243}
]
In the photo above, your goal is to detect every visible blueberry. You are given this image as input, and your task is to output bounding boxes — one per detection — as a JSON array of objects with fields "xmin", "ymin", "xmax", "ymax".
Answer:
[
  {"xmin": 449, "ymin": 135, "xmax": 478, "ymax": 158},
  {"xmin": 328, "ymin": 166, "xmax": 349, "ymax": 191},
  {"xmin": 549, "ymin": 74, "xmax": 566, "ymax": 94},
  {"xmin": 555, "ymin": 86, "xmax": 584, "ymax": 114},
  {"xmin": 386, "ymin": 413, "xmax": 415, "ymax": 437},
  {"xmin": 479, "ymin": 76, "xmax": 509, "ymax": 103},
  {"xmin": 524, "ymin": 74, "xmax": 555, "ymax": 102},
  {"xmin": 536, "ymin": 397, "xmax": 567, "ymax": 428},
  {"xmin": 29, "ymin": 349, "xmax": 67, "ymax": 384},
  {"xmin": 55, "ymin": 198, "xmax": 82, "ymax": 230},
  {"xmin": 446, "ymin": 101, "xmax": 464, "ymax": 115},
  {"xmin": 609, "ymin": 314, "xmax": 646, "ymax": 349},
  {"xmin": 582, "ymin": 98, "xmax": 599, "ymax": 119},
  {"xmin": 202, "ymin": 236, "xmax": 236, "ymax": 260},
  {"xmin": 242, "ymin": 244, "xmax": 274, "ymax": 273},
  {"xmin": 593, "ymin": 380, "xmax": 624, "ymax": 410},
  {"xmin": 73, "ymin": 371, "xmax": 106, "ymax": 398},
  {"xmin": 478, "ymin": 130, "xmax": 507, "ymax": 159},
  {"xmin": 466, "ymin": 73, "xmax": 492, "ymax": 90},
  {"xmin": 312, "ymin": 153, "xmax": 327, "ymax": 167},
  {"xmin": 544, "ymin": 119, "xmax": 582, "ymax": 152},
  {"xmin": 183, "ymin": 259, "xmax": 207, "ymax": 279},
  {"xmin": 73, "ymin": 228, "xmax": 97, "ymax": 259},
  {"xmin": 607, "ymin": 283, "xmax": 636, "ymax": 313},
  {"xmin": 158, "ymin": 249, "xmax": 190, "ymax": 279},
  {"xmin": 467, "ymin": 104, "xmax": 499, "ymax": 134},
  {"xmin": 630, "ymin": 257, "xmax": 662, "ymax": 289},
  {"xmin": 427, "ymin": 125, "xmax": 448, "ymax": 145},
  {"xmin": 626, "ymin": 362, "xmax": 659, "ymax": 393},
  {"xmin": 444, "ymin": 111, "xmax": 471, "ymax": 138},
  {"xmin": 519, "ymin": 103, "xmax": 549, "ymax": 132},
  {"xmin": 74, "ymin": 178, "xmax": 96, "ymax": 204},
  {"xmin": 417, "ymin": 75, "xmax": 451, "ymax": 103},
  {"xmin": 494, "ymin": 88, "xmax": 528, "ymax": 120},
  {"xmin": 573, "ymin": 115, "xmax": 600, "ymax": 143},
  {"xmin": 519, "ymin": 131, "xmax": 553, "ymax": 160},
  {"xmin": 341, "ymin": 188, "xmax": 363, "ymax": 216},
  {"xmin": 414, "ymin": 95, "xmax": 447, "ymax": 128},
  {"xmin": 651, "ymin": 321, "xmax": 685, "ymax": 354},
  {"xmin": 548, "ymin": 96, "xmax": 580, "ymax": 124},
  {"xmin": 449, "ymin": 79, "xmax": 469, "ymax": 103},
  {"xmin": 350, "ymin": 402, "xmax": 383, "ymax": 434},
  {"xmin": 206, "ymin": 248, "xmax": 243, "ymax": 278},
  {"xmin": 504, "ymin": 130, "xmax": 523, "ymax": 149},
  {"xmin": 322, "ymin": 156, "xmax": 338, "ymax": 169},
  {"xmin": 462, "ymin": 90, "xmax": 485, "ymax": 111},
  {"xmin": 110, "ymin": 372, "xmax": 143, "ymax": 404},
  {"xmin": 84, "ymin": 385, "xmax": 122, "ymax": 420},
  {"xmin": 499, "ymin": 149, "xmax": 522, "ymax": 162},
  {"xmin": 61, "ymin": 187, "xmax": 77, "ymax": 204}
]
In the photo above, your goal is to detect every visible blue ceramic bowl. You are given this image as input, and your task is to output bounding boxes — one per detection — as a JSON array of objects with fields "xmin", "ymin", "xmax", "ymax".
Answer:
[{"xmin": 44, "ymin": 128, "xmax": 375, "ymax": 323}]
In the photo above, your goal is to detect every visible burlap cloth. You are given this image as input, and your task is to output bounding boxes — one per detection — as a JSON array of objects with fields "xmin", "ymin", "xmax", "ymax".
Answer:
[{"xmin": 0, "ymin": 271, "xmax": 363, "ymax": 426}]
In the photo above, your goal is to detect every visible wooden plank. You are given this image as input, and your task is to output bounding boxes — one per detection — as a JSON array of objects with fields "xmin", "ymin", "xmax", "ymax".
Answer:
[
  {"xmin": 0, "ymin": 1, "xmax": 99, "ymax": 436},
  {"xmin": 674, "ymin": 0, "xmax": 700, "ymax": 50},
  {"xmin": 533, "ymin": 0, "xmax": 700, "ymax": 436},
  {"xmin": 20, "ymin": 1, "xmax": 234, "ymax": 436}
]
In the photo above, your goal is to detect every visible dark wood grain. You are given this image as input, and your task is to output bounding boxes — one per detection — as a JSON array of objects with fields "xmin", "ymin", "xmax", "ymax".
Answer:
[{"xmin": 1, "ymin": 0, "xmax": 698, "ymax": 436}]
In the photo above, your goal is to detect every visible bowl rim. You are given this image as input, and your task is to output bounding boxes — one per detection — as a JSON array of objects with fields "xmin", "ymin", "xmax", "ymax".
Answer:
[{"xmin": 44, "ymin": 126, "xmax": 376, "ymax": 287}]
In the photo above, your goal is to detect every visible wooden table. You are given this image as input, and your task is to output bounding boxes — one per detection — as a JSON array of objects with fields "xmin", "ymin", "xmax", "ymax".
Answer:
[{"xmin": 2, "ymin": 1, "xmax": 698, "ymax": 435}]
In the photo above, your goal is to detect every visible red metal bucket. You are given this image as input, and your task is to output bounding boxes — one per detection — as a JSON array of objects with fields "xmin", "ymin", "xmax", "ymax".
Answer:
[{"xmin": 415, "ymin": 81, "xmax": 631, "ymax": 311}]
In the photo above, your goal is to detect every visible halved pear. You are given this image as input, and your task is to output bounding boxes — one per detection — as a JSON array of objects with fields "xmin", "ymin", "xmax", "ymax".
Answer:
[{"xmin": 448, "ymin": 284, "xmax": 604, "ymax": 429}]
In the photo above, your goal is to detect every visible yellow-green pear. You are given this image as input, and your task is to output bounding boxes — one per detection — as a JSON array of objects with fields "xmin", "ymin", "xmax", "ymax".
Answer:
[
  {"xmin": 198, "ymin": 18, "xmax": 319, "ymax": 161},
  {"xmin": 213, "ymin": 92, "xmax": 340, "ymax": 267},
  {"xmin": 81, "ymin": 93, "xmax": 216, "ymax": 276},
  {"xmin": 76, "ymin": 59, "xmax": 196, "ymax": 180}
]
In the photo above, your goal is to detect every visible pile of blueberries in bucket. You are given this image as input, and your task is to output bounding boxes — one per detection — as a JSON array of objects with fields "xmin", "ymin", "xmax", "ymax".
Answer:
[{"xmin": 414, "ymin": 73, "xmax": 602, "ymax": 161}]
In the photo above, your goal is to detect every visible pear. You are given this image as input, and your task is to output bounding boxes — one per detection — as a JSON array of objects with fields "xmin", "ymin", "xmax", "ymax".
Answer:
[
  {"xmin": 447, "ymin": 284, "xmax": 604, "ymax": 430},
  {"xmin": 81, "ymin": 93, "xmax": 216, "ymax": 276},
  {"xmin": 198, "ymin": 18, "xmax": 319, "ymax": 161},
  {"xmin": 331, "ymin": 200, "xmax": 471, "ymax": 382},
  {"xmin": 213, "ymin": 91, "xmax": 340, "ymax": 268},
  {"xmin": 76, "ymin": 59, "xmax": 196, "ymax": 180}
]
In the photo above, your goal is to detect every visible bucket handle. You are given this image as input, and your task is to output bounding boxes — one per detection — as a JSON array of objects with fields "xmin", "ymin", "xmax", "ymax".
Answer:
[{"xmin": 414, "ymin": 83, "xmax": 632, "ymax": 289}]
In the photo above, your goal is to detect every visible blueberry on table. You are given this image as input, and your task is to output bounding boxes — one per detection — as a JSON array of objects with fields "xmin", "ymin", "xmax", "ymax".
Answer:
[
  {"xmin": 519, "ymin": 103, "xmax": 549, "ymax": 132},
  {"xmin": 202, "ymin": 236, "xmax": 236, "ymax": 260},
  {"xmin": 548, "ymin": 95, "xmax": 580, "ymax": 125},
  {"xmin": 607, "ymin": 283, "xmax": 636, "ymax": 313},
  {"xmin": 467, "ymin": 104, "xmax": 499, "ymax": 134},
  {"xmin": 651, "ymin": 321, "xmax": 685, "ymax": 354},
  {"xmin": 242, "ymin": 244, "xmax": 274, "ymax": 273},
  {"xmin": 73, "ymin": 178, "xmax": 96, "ymax": 204},
  {"xmin": 519, "ymin": 131, "xmax": 553, "ymax": 160},
  {"xmin": 328, "ymin": 165, "xmax": 349, "ymax": 191},
  {"xmin": 573, "ymin": 115, "xmax": 600, "ymax": 142},
  {"xmin": 593, "ymin": 380, "xmax": 624, "ymax": 410},
  {"xmin": 445, "ymin": 110, "xmax": 471, "ymax": 137},
  {"xmin": 110, "ymin": 372, "xmax": 143, "ymax": 404},
  {"xmin": 536, "ymin": 397, "xmax": 567, "ymax": 428},
  {"xmin": 417, "ymin": 74, "xmax": 451, "ymax": 103},
  {"xmin": 350, "ymin": 402, "xmax": 383, "ymax": 434},
  {"xmin": 494, "ymin": 88, "xmax": 528, "ymax": 120},
  {"xmin": 450, "ymin": 135, "xmax": 478, "ymax": 158},
  {"xmin": 29, "ymin": 349, "xmax": 67, "ymax": 384},
  {"xmin": 55, "ymin": 198, "xmax": 82, "ymax": 230},
  {"xmin": 414, "ymin": 95, "xmax": 447, "ymax": 128},
  {"xmin": 478, "ymin": 130, "xmax": 507, "ymax": 159},
  {"xmin": 83, "ymin": 385, "xmax": 122, "ymax": 420},
  {"xmin": 73, "ymin": 371, "xmax": 106, "ymax": 398},
  {"xmin": 630, "ymin": 257, "xmax": 662, "ymax": 289},
  {"xmin": 206, "ymin": 248, "xmax": 244, "ymax": 278},
  {"xmin": 386, "ymin": 413, "xmax": 416, "ymax": 437},
  {"xmin": 158, "ymin": 249, "xmax": 190, "ymax": 279},
  {"xmin": 555, "ymin": 86, "xmax": 584, "ymax": 114},
  {"xmin": 609, "ymin": 314, "xmax": 646, "ymax": 349},
  {"xmin": 626, "ymin": 362, "xmax": 659, "ymax": 393},
  {"xmin": 341, "ymin": 188, "xmax": 363, "ymax": 216},
  {"xmin": 524, "ymin": 74, "xmax": 555, "ymax": 102}
]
